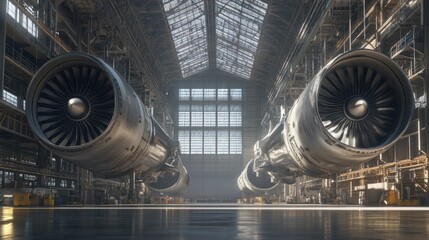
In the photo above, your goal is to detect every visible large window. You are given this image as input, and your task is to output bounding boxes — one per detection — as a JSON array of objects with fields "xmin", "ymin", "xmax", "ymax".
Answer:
[
  {"xmin": 7, "ymin": 0, "xmax": 38, "ymax": 37},
  {"xmin": 3, "ymin": 90, "xmax": 18, "ymax": 107},
  {"xmin": 204, "ymin": 105, "xmax": 216, "ymax": 126},
  {"xmin": 178, "ymin": 130, "xmax": 190, "ymax": 153},
  {"xmin": 178, "ymin": 105, "xmax": 190, "ymax": 126},
  {"xmin": 178, "ymin": 88, "xmax": 242, "ymax": 154}
]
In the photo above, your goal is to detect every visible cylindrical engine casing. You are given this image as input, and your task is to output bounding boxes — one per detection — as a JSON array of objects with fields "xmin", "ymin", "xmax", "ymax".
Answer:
[
  {"xmin": 146, "ymin": 159, "xmax": 190, "ymax": 195},
  {"xmin": 281, "ymin": 49, "xmax": 414, "ymax": 176},
  {"xmin": 237, "ymin": 159, "xmax": 278, "ymax": 195},
  {"xmin": 26, "ymin": 53, "xmax": 189, "ymax": 194},
  {"xmin": 238, "ymin": 50, "xmax": 413, "ymax": 194}
]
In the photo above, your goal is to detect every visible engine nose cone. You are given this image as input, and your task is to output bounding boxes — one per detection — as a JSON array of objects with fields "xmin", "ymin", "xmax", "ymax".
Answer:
[
  {"xmin": 346, "ymin": 97, "xmax": 368, "ymax": 120},
  {"xmin": 67, "ymin": 97, "xmax": 88, "ymax": 119}
]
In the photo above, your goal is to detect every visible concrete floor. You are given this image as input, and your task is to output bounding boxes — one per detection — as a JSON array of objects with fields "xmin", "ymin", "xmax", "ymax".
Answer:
[{"xmin": 1, "ymin": 204, "xmax": 429, "ymax": 239}]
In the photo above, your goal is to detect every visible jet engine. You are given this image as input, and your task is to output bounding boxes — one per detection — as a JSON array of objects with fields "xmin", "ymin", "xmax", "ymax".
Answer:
[
  {"xmin": 26, "ymin": 52, "xmax": 189, "ymax": 195},
  {"xmin": 237, "ymin": 159, "xmax": 278, "ymax": 195},
  {"xmin": 238, "ymin": 49, "xmax": 414, "ymax": 194}
]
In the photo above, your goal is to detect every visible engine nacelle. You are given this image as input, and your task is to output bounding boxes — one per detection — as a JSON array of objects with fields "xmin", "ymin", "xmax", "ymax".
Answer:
[
  {"xmin": 239, "ymin": 49, "xmax": 414, "ymax": 194},
  {"xmin": 237, "ymin": 159, "xmax": 278, "ymax": 195},
  {"xmin": 26, "ymin": 52, "xmax": 189, "ymax": 195},
  {"xmin": 146, "ymin": 158, "xmax": 190, "ymax": 195}
]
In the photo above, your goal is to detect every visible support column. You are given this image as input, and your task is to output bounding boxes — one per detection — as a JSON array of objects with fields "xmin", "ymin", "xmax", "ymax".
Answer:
[
  {"xmin": 348, "ymin": 0, "xmax": 352, "ymax": 50},
  {"xmin": 36, "ymin": 145, "xmax": 50, "ymax": 168},
  {"xmin": 424, "ymin": 0, "xmax": 429, "ymax": 154},
  {"xmin": 295, "ymin": 177, "xmax": 301, "ymax": 203},
  {"xmin": 37, "ymin": 175, "xmax": 44, "ymax": 188},
  {"xmin": 349, "ymin": 180, "xmax": 354, "ymax": 204},
  {"xmin": 1, "ymin": 170, "xmax": 5, "ymax": 188},
  {"xmin": 128, "ymin": 171, "xmax": 136, "ymax": 203},
  {"xmin": 204, "ymin": 0, "xmax": 216, "ymax": 68},
  {"xmin": 0, "ymin": 0, "xmax": 7, "ymax": 100}
]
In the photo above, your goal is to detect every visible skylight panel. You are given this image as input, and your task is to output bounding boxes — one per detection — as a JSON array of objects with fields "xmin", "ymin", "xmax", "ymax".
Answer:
[
  {"xmin": 216, "ymin": 0, "xmax": 267, "ymax": 79},
  {"xmin": 163, "ymin": 0, "xmax": 209, "ymax": 78}
]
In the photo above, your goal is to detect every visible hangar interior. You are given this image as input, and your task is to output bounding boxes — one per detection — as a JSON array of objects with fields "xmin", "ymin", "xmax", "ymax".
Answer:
[{"xmin": 0, "ymin": 0, "xmax": 428, "ymax": 207}]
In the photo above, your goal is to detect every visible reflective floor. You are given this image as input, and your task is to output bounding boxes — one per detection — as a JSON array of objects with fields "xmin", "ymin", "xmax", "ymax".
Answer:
[{"xmin": 1, "ymin": 204, "xmax": 429, "ymax": 239}]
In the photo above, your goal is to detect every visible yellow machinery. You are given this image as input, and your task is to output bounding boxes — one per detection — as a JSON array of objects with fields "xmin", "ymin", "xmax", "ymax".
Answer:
[
  {"xmin": 385, "ymin": 190, "xmax": 399, "ymax": 205},
  {"xmin": 43, "ymin": 194, "xmax": 54, "ymax": 207},
  {"xmin": 13, "ymin": 193, "xmax": 39, "ymax": 207},
  {"xmin": 381, "ymin": 190, "xmax": 421, "ymax": 206},
  {"xmin": 399, "ymin": 199, "xmax": 420, "ymax": 206}
]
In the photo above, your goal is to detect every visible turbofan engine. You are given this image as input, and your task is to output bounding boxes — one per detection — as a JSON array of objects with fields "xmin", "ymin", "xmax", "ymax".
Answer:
[
  {"xmin": 238, "ymin": 49, "xmax": 414, "ymax": 194},
  {"xmin": 26, "ymin": 52, "xmax": 189, "ymax": 195},
  {"xmin": 237, "ymin": 159, "xmax": 278, "ymax": 195}
]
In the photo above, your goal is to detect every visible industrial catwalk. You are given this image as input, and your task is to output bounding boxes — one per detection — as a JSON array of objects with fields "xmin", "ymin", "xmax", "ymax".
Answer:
[{"xmin": 1, "ymin": 205, "xmax": 429, "ymax": 239}]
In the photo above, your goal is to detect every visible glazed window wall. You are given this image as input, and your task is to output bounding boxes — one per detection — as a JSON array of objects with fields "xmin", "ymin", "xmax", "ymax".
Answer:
[
  {"xmin": 177, "ymin": 88, "xmax": 242, "ymax": 154},
  {"xmin": 7, "ymin": 0, "xmax": 38, "ymax": 37}
]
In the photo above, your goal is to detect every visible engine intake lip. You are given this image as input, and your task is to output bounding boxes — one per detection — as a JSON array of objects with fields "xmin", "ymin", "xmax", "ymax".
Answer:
[{"xmin": 26, "ymin": 53, "xmax": 117, "ymax": 148}]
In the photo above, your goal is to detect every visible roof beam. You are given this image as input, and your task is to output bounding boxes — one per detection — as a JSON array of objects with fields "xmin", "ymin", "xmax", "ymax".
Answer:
[
  {"xmin": 267, "ymin": 0, "xmax": 333, "ymax": 106},
  {"xmin": 205, "ymin": 0, "xmax": 216, "ymax": 69}
]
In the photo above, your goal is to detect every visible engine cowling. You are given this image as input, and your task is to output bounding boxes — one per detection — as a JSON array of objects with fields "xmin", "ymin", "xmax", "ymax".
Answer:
[
  {"xmin": 26, "ymin": 52, "xmax": 189, "ymax": 195},
  {"xmin": 237, "ymin": 159, "xmax": 278, "ymax": 195},
  {"xmin": 146, "ymin": 159, "xmax": 190, "ymax": 195},
  {"xmin": 285, "ymin": 49, "xmax": 414, "ymax": 176},
  {"xmin": 239, "ymin": 49, "xmax": 414, "ymax": 194}
]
